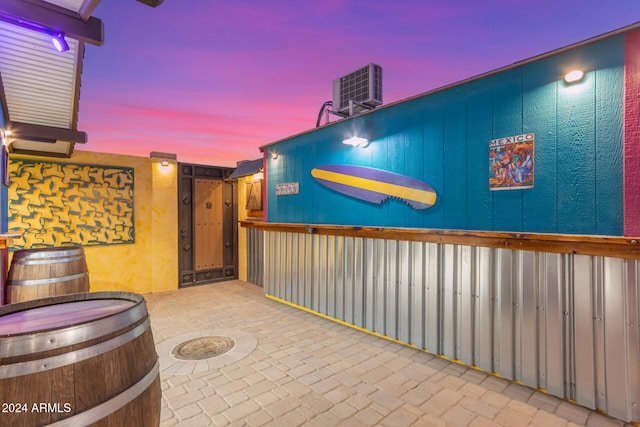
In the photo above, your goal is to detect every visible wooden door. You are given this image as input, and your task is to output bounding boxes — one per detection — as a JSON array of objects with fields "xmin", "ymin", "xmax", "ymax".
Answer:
[
  {"xmin": 178, "ymin": 163, "xmax": 237, "ymax": 287},
  {"xmin": 194, "ymin": 179, "xmax": 223, "ymax": 270}
]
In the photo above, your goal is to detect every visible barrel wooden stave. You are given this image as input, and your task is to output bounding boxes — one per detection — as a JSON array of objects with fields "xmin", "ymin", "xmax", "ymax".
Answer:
[
  {"xmin": 0, "ymin": 292, "xmax": 160, "ymax": 426},
  {"xmin": 6, "ymin": 247, "xmax": 90, "ymax": 304}
]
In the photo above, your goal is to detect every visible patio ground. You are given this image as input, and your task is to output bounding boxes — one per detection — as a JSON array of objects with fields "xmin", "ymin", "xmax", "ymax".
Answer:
[{"xmin": 145, "ymin": 280, "xmax": 632, "ymax": 427}]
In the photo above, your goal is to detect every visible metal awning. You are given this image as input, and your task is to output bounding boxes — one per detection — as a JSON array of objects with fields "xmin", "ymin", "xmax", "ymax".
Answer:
[
  {"xmin": 229, "ymin": 158, "xmax": 264, "ymax": 179},
  {"xmin": 0, "ymin": 0, "xmax": 102, "ymax": 157},
  {"xmin": 0, "ymin": 0, "xmax": 161, "ymax": 158}
]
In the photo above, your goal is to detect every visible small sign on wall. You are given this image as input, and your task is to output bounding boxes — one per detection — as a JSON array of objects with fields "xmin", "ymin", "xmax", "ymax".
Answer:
[
  {"xmin": 489, "ymin": 133, "xmax": 534, "ymax": 190},
  {"xmin": 276, "ymin": 182, "xmax": 299, "ymax": 196}
]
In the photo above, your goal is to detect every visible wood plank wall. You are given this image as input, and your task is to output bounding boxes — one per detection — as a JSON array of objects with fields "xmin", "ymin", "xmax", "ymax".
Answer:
[{"xmin": 265, "ymin": 33, "xmax": 629, "ymax": 236}]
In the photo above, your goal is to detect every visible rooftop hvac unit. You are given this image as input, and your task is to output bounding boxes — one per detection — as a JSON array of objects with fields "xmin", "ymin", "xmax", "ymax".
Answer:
[{"xmin": 332, "ymin": 63, "xmax": 382, "ymax": 115}]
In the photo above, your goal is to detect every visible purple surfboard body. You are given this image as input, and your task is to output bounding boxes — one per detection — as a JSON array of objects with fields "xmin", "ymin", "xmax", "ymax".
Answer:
[{"xmin": 311, "ymin": 164, "xmax": 436, "ymax": 210}]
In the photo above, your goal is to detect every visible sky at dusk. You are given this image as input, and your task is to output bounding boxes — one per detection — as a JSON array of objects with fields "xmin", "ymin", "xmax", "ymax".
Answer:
[{"xmin": 78, "ymin": 1, "xmax": 639, "ymax": 167}]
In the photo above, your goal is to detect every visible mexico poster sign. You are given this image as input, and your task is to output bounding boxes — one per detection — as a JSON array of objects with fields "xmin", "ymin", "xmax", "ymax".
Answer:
[{"xmin": 489, "ymin": 133, "xmax": 534, "ymax": 191}]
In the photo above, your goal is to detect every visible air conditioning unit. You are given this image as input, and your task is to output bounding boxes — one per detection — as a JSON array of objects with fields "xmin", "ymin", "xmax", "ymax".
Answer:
[{"xmin": 332, "ymin": 63, "xmax": 382, "ymax": 115}]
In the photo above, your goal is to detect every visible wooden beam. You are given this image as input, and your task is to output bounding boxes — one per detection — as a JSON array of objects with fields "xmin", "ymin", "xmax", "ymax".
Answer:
[
  {"xmin": 78, "ymin": 0, "xmax": 101, "ymax": 21},
  {"xmin": 0, "ymin": 73, "xmax": 10, "ymax": 127},
  {"xmin": 0, "ymin": 0, "xmax": 104, "ymax": 46},
  {"xmin": 240, "ymin": 221, "xmax": 640, "ymax": 260},
  {"xmin": 8, "ymin": 121, "xmax": 87, "ymax": 143}
]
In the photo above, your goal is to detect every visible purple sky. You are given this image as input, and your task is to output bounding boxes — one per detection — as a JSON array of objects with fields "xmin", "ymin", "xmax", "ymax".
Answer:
[{"xmin": 78, "ymin": 1, "xmax": 639, "ymax": 167}]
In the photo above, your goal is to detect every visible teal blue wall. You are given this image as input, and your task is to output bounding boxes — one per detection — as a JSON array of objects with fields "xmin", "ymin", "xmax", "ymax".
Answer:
[{"xmin": 266, "ymin": 35, "xmax": 625, "ymax": 235}]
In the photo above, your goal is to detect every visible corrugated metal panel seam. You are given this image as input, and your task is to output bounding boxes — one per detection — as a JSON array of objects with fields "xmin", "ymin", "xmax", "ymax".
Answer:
[{"xmin": 256, "ymin": 230, "xmax": 640, "ymax": 424}]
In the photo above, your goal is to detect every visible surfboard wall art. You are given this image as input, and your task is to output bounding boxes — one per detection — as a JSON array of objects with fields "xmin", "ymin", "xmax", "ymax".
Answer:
[{"xmin": 311, "ymin": 164, "xmax": 436, "ymax": 210}]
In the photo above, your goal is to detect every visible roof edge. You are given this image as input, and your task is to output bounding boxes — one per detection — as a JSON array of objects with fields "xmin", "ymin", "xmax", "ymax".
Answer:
[{"xmin": 260, "ymin": 20, "xmax": 640, "ymax": 151}]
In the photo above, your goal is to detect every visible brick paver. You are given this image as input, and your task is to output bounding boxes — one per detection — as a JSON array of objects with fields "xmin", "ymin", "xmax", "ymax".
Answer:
[{"xmin": 145, "ymin": 280, "xmax": 635, "ymax": 426}]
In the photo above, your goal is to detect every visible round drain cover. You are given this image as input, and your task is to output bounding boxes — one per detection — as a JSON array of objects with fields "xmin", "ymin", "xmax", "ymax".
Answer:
[{"xmin": 171, "ymin": 336, "xmax": 235, "ymax": 360}]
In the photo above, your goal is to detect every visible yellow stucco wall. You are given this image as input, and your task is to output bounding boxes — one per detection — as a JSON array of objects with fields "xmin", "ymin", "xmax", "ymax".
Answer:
[
  {"xmin": 8, "ymin": 150, "xmax": 178, "ymax": 294},
  {"xmin": 237, "ymin": 173, "xmax": 264, "ymax": 282},
  {"xmin": 151, "ymin": 160, "xmax": 178, "ymax": 293}
]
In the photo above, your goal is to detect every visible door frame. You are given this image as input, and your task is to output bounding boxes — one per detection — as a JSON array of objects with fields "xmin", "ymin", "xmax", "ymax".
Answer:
[{"xmin": 178, "ymin": 163, "xmax": 237, "ymax": 287}]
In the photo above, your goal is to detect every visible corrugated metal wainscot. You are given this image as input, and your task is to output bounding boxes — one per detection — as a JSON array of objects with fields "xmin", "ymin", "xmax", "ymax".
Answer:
[{"xmin": 244, "ymin": 223, "xmax": 640, "ymax": 423}]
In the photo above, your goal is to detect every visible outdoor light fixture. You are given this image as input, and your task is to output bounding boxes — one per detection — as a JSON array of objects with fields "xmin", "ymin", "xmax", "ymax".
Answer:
[
  {"xmin": 271, "ymin": 151, "xmax": 278, "ymax": 160},
  {"xmin": 150, "ymin": 151, "xmax": 176, "ymax": 166},
  {"xmin": 564, "ymin": 70, "xmax": 584, "ymax": 83},
  {"xmin": 51, "ymin": 33, "xmax": 69, "ymax": 52},
  {"xmin": 0, "ymin": 12, "xmax": 71, "ymax": 53},
  {"xmin": 342, "ymin": 117, "xmax": 370, "ymax": 147},
  {"xmin": 342, "ymin": 136, "xmax": 369, "ymax": 147}
]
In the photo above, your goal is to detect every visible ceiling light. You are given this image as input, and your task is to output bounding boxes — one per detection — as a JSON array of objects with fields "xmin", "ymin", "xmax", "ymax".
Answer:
[{"xmin": 564, "ymin": 70, "xmax": 584, "ymax": 83}]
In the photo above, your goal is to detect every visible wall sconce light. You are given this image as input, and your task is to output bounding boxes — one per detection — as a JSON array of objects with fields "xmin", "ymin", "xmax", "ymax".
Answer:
[
  {"xmin": 51, "ymin": 33, "xmax": 69, "ymax": 52},
  {"xmin": 564, "ymin": 70, "xmax": 584, "ymax": 84},
  {"xmin": 150, "ymin": 151, "xmax": 176, "ymax": 166},
  {"xmin": 271, "ymin": 151, "xmax": 278, "ymax": 160},
  {"xmin": 343, "ymin": 117, "xmax": 370, "ymax": 147},
  {"xmin": 342, "ymin": 136, "xmax": 369, "ymax": 147}
]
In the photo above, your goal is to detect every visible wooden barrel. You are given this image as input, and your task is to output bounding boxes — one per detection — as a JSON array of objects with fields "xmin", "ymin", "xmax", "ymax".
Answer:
[
  {"xmin": 0, "ymin": 292, "xmax": 161, "ymax": 426},
  {"xmin": 6, "ymin": 247, "xmax": 90, "ymax": 304}
]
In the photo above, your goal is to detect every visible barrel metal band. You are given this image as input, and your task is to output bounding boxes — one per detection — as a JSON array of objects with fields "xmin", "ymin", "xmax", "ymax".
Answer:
[
  {"xmin": 14, "ymin": 255, "xmax": 86, "ymax": 265},
  {"xmin": 47, "ymin": 358, "xmax": 159, "ymax": 427},
  {"xmin": 8, "ymin": 271, "xmax": 88, "ymax": 286},
  {"xmin": 0, "ymin": 318, "xmax": 150, "ymax": 378},
  {"xmin": 1, "ymin": 302, "xmax": 147, "ymax": 358},
  {"xmin": 14, "ymin": 249, "xmax": 83, "ymax": 259}
]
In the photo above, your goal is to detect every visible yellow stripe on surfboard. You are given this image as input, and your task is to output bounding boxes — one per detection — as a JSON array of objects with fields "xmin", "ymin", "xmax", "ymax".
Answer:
[{"xmin": 311, "ymin": 168, "xmax": 436, "ymax": 206}]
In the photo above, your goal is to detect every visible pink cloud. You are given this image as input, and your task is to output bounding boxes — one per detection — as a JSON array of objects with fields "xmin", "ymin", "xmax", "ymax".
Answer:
[{"xmin": 77, "ymin": 0, "xmax": 637, "ymax": 167}]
